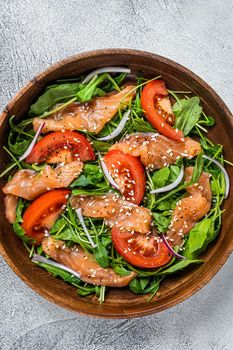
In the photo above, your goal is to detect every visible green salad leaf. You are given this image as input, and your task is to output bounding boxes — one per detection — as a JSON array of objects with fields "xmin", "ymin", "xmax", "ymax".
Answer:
[
  {"xmin": 93, "ymin": 240, "xmax": 109, "ymax": 268},
  {"xmin": 29, "ymin": 82, "xmax": 82, "ymax": 115},
  {"xmin": 113, "ymin": 265, "xmax": 132, "ymax": 276},
  {"xmin": 153, "ymin": 212, "xmax": 171, "ymax": 233},
  {"xmin": 174, "ymin": 97, "xmax": 202, "ymax": 135},
  {"xmin": 76, "ymin": 74, "xmax": 108, "ymax": 102},
  {"xmin": 70, "ymin": 164, "xmax": 104, "ymax": 187},
  {"xmin": 157, "ymin": 259, "xmax": 203, "ymax": 275},
  {"xmin": 184, "ymin": 218, "xmax": 213, "ymax": 259},
  {"xmin": 13, "ymin": 199, "xmax": 35, "ymax": 244},
  {"xmin": 152, "ymin": 167, "xmax": 170, "ymax": 189},
  {"xmin": 33, "ymin": 261, "xmax": 82, "ymax": 286}
]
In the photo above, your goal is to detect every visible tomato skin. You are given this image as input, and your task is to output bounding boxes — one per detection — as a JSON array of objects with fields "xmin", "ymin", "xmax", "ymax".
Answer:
[
  {"xmin": 111, "ymin": 227, "xmax": 172, "ymax": 268},
  {"xmin": 104, "ymin": 149, "xmax": 146, "ymax": 205},
  {"xmin": 22, "ymin": 189, "xmax": 70, "ymax": 244},
  {"xmin": 141, "ymin": 80, "xmax": 184, "ymax": 142},
  {"xmin": 26, "ymin": 131, "xmax": 95, "ymax": 164}
]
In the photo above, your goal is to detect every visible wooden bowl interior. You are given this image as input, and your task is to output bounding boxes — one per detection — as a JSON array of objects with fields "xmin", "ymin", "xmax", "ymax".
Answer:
[{"xmin": 0, "ymin": 50, "xmax": 232, "ymax": 318}]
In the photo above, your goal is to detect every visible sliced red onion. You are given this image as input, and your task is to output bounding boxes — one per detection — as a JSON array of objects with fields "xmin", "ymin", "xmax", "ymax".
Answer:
[
  {"xmin": 161, "ymin": 234, "xmax": 186, "ymax": 260},
  {"xmin": 32, "ymin": 254, "xmax": 81, "ymax": 279},
  {"xmin": 76, "ymin": 208, "xmax": 97, "ymax": 248},
  {"xmin": 150, "ymin": 165, "xmax": 184, "ymax": 194},
  {"xmin": 82, "ymin": 66, "xmax": 131, "ymax": 84},
  {"xmin": 97, "ymin": 109, "xmax": 131, "ymax": 141},
  {"xmin": 19, "ymin": 122, "xmax": 45, "ymax": 161},
  {"xmin": 203, "ymin": 155, "xmax": 230, "ymax": 198},
  {"xmin": 196, "ymin": 123, "xmax": 208, "ymax": 133},
  {"xmin": 98, "ymin": 152, "xmax": 121, "ymax": 191}
]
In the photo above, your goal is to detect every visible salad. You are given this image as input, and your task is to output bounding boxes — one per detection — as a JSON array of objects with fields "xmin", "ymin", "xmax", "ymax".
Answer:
[{"xmin": 1, "ymin": 66, "xmax": 231, "ymax": 303}]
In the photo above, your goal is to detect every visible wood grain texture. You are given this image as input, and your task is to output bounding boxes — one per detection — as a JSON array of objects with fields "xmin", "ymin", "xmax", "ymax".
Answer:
[{"xmin": 0, "ymin": 0, "xmax": 233, "ymax": 349}]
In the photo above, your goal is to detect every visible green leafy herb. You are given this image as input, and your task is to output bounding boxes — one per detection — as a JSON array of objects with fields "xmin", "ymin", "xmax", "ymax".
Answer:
[
  {"xmin": 91, "ymin": 140, "xmax": 111, "ymax": 153},
  {"xmin": 76, "ymin": 74, "xmax": 108, "ymax": 102},
  {"xmin": 93, "ymin": 240, "xmax": 109, "ymax": 268},
  {"xmin": 152, "ymin": 167, "xmax": 170, "ymax": 189},
  {"xmin": 174, "ymin": 97, "xmax": 202, "ymax": 135},
  {"xmin": 113, "ymin": 265, "xmax": 132, "ymax": 276},
  {"xmin": 153, "ymin": 212, "xmax": 171, "ymax": 233},
  {"xmin": 70, "ymin": 164, "xmax": 104, "ymax": 187},
  {"xmin": 157, "ymin": 259, "xmax": 203, "ymax": 275},
  {"xmin": 29, "ymin": 82, "xmax": 82, "ymax": 115},
  {"xmin": 34, "ymin": 261, "xmax": 81, "ymax": 286},
  {"xmin": 184, "ymin": 218, "xmax": 213, "ymax": 259},
  {"xmin": 13, "ymin": 199, "xmax": 35, "ymax": 244}
]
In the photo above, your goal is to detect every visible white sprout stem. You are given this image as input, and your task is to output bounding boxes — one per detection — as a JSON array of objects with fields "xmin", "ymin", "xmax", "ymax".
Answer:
[
  {"xmin": 150, "ymin": 165, "xmax": 184, "ymax": 194},
  {"xmin": 76, "ymin": 208, "xmax": 97, "ymax": 248},
  {"xmin": 32, "ymin": 254, "xmax": 81, "ymax": 279},
  {"xmin": 98, "ymin": 152, "xmax": 121, "ymax": 191},
  {"xmin": 97, "ymin": 109, "xmax": 131, "ymax": 141},
  {"xmin": 203, "ymin": 155, "xmax": 230, "ymax": 198},
  {"xmin": 19, "ymin": 122, "xmax": 45, "ymax": 161},
  {"xmin": 82, "ymin": 66, "xmax": 131, "ymax": 84}
]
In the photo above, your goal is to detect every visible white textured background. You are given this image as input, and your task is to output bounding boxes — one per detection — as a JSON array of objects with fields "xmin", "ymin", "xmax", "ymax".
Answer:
[{"xmin": 0, "ymin": 0, "xmax": 233, "ymax": 349}]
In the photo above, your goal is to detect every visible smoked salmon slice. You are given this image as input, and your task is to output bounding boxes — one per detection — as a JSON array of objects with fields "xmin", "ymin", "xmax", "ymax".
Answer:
[
  {"xmin": 3, "ymin": 161, "xmax": 83, "ymax": 201},
  {"xmin": 4, "ymin": 194, "xmax": 18, "ymax": 223},
  {"xmin": 42, "ymin": 236, "xmax": 137, "ymax": 287},
  {"xmin": 33, "ymin": 85, "xmax": 135, "ymax": 134},
  {"xmin": 110, "ymin": 133, "xmax": 201, "ymax": 170},
  {"xmin": 167, "ymin": 167, "xmax": 212, "ymax": 246},
  {"xmin": 70, "ymin": 193, "xmax": 152, "ymax": 234}
]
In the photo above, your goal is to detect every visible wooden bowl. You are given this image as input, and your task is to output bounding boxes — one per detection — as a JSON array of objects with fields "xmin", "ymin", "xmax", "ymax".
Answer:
[{"xmin": 0, "ymin": 49, "xmax": 232, "ymax": 318}]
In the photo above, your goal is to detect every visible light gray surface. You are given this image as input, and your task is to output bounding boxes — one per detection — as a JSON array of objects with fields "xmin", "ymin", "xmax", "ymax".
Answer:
[{"xmin": 0, "ymin": 0, "xmax": 233, "ymax": 349}]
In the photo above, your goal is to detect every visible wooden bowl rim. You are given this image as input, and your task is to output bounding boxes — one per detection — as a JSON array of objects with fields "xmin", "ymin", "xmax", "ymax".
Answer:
[{"xmin": 0, "ymin": 48, "xmax": 232, "ymax": 318}]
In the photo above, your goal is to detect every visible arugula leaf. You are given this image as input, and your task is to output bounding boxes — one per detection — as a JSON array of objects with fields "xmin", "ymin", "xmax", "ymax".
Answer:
[
  {"xmin": 34, "ymin": 261, "xmax": 81, "ymax": 286},
  {"xmin": 76, "ymin": 74, "xmax": 108, "ymax": 102},
  {"xmin": 91, "ymin": 140, "xmax": 111, "ymax": 153},
  {"xmin": 168, "ymin": 165, "xmax": 181, "ymax": 182},
  {"xmin": 29, "ymin": 82, "xmax": 82, "ymax": 115},
  {"xmin": 77, "ymin": 285, "xmax": 96, "ymax": 296},
  {"xmin": 184, "ymin": 218, "xmax": 212, "ymax": 259},
  {"xmin": 13, "ymin": 199, "xmax": 35, "ymax": 244},
  {"xmin": 153, "ymin": 212, "xmax": 171, "ymax": 233},
  {"xmin": 102, "ymin": 73, "xmax": 127, "ymax": 92},
  {"xmin": 70, "ymin": 163, "xmax": 110, "ymax": 196},
  {"xmin": 70, "ymin": 164, "xmax": 104, "ymax": 188},
  {"xmin": 174, "ymin": 97, "xmax": 202, "ymax": 135},
  {"xmin": 129, "ymin": 278, "xmax": 149, "ymax": 294},
  {"xmin": 155, "ymin": 151, "xmax": 204, "ymax": 207},
  {"xmin": 157, "ymin": 259, "xmax": 203, "ymax": 275},
  {"xmin": 72, "ymin": 186, "xmax": 110, "ymax": 196},
  {"xmin": 93, "ymin": 240, "xmax": 109, "ymax": 268},
  {"xmin": 129, "ymin": 276, "xmax": 161, "ymax": 298},
  {"xmin": 190, "ymin": 151, "xmax": 204, "ymax": 183},
  {"xmin": 101, "ymin": 236, "xmax": 112, "ymax": 248},
  {"xmin": 152, "ymin": 167, "xmax": 170, "ymax": 189},
  {"xmin": 50, "ymin": 217, "xmax": 66, "ymax": 234},
  {"xmin": 7, "ymin": 116, "xmax": 34, "ymax": 156},
  {"xmin": 113, "ymin": 265, "xmax": 132, "ymax": 276}
]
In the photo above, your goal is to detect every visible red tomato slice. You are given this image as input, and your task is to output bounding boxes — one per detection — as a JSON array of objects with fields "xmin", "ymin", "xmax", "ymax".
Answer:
[
  {"xmin": 104, "ymin": 150, "xmax": 146, "ymax": 205},
  {"xmin": 141, "ymin": 80, "xmax": 184, "ymax": 142},
  {"xmin": 22, "ymin": 189, "xmax": 70, "ymax": 244},
  {"xmin": 112, "ymin": 227, "xmax": 172, "ymax": 268},
  {"xmin": 26, "ymin": 131, "xmax": 95, "ymax": 164}
]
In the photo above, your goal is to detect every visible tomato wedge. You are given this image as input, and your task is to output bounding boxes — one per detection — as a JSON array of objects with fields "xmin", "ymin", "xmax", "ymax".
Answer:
[
  {"xmin": 26, "ymin": 131, "xmax": 95, "ymax": 164},
  {"xmin": 22, "ymin": 189, "xmax": 70, "ymax": 244},
  {"xmin": 141, "ymin": 80, "xmax": 184, "ymax": 142},
  {"xmin": 104, "ymin": 149, "xmax": 146, "ymax": 205},
  {"xmin": 111, "ymin": 227, "xmax": 172, "ymax": 268}
]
